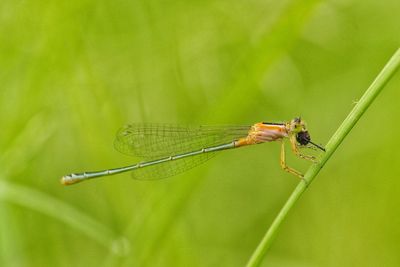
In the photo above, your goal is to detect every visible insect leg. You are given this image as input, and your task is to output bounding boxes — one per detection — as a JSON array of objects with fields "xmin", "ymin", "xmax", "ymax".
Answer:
[
  {"xmin": 289, "ymin": 135, "xmax": 317, "ymax": 163},
  {"xmin": 301, "ymin": 144, "xmax": 318, "ymax": 151},
  {"xmin": 280, "ymin": 140, "xmax": 304, "ymax": 178}
]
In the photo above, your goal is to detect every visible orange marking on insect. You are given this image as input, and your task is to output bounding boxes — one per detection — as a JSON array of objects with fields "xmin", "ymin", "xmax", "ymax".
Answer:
[{"xmin": 234, "ymin": 122, "xmax": 288, "ymax": 147}]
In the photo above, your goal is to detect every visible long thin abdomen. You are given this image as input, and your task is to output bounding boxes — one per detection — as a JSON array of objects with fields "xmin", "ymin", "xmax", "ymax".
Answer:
[{"xmin": 61, "ymin": 141, "xmax": 236, "ymax": 185}]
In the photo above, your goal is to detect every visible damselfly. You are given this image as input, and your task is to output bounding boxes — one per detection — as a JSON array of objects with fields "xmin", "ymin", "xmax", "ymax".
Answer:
[{"xmin": 61, "ymin": 117, "xmax": 325, "ymax": 185}]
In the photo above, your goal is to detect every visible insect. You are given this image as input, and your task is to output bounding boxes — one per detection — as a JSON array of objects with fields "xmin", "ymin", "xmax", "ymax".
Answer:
[{"xmin": 61, "ymin": 117, "xmax": 325, "ymax": 185}]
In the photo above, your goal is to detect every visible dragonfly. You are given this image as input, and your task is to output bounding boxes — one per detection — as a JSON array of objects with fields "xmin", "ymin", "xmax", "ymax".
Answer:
[{"xmin": 61, "ymin": 117, "xmax": 325, "ymax": 186}]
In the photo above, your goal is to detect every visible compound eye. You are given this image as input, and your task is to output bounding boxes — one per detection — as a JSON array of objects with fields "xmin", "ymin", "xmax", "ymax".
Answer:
[{"xmin": 296, "ymin": 131, "xmax": 310, "ymax": 145}]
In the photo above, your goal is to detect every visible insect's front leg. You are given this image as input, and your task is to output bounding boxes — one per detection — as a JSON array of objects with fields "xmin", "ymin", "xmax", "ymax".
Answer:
[
  {"xmin": 280, "ymin": 140, "xmax": 304, "ymax": 178},
  {"xmin": 301, "ymin": 144, "xmax": 318, "ymax": 151},
  {"xmin": 289, "ymin": 135, "xmax": 317, "ymax": 163}
]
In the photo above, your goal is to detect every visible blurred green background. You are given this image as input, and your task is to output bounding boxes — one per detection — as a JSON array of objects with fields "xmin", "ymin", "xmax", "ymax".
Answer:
[{"xmin": 1, "ymin": 0, "xmax": 400, "ymax": 266}]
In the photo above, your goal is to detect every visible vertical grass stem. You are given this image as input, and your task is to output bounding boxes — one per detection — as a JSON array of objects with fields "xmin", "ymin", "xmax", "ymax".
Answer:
[{"xmin": 245, "ymin": 48, "xmax": 400, "ymax": 267}]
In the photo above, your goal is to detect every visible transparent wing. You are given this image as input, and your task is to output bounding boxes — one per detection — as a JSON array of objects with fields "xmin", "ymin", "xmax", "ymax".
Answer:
[
  {"xmin": 113, "ymin": 123, "xmax": 250, "ymax": 180},
  {"xmin": 114, "ymin": 123, "xmax": 250, "ymax": 159},
  {"xmin": 131, "ymin": 152, "xmax": 217, "ymax": 180}
]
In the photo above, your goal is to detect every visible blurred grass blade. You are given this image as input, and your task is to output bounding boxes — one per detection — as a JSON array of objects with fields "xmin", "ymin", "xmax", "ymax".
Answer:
[
  {"xmin": 246, "ymin": 48, "xmax": 400, "ymax": 267},
  {"xmin": 205, "ymin": 0, "xmax": 322, "ymax": 121},
  {"xmin": 0, "ymin": 113, "xmax": 55, "ymax": 177},
  {"xmin": 0, "ymin": 179, "xmax": 128, "ymax": 255}
]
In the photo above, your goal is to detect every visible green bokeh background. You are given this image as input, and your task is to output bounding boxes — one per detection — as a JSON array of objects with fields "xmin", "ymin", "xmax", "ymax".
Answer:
[{"xmin": 1, "ymin": 1, "xmax": 400, "ymax": 266}]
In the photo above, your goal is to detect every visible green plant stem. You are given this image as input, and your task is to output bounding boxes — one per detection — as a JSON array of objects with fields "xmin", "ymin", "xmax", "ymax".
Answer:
[{"xmin": 245, "ymin": 48, "xmax": 400, "ymax": 267}]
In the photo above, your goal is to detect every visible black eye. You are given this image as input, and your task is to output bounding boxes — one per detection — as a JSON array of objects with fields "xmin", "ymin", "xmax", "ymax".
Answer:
[{"xmin": 296, "ymin": 131, "xmax": 310, "ymax": 145}]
